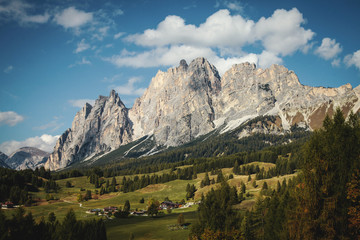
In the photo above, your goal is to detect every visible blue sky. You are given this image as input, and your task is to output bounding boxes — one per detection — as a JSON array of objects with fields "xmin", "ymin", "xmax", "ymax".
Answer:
[{"xmin": 0, "ymin": 0, "xmax": 359, "ymax": 155}]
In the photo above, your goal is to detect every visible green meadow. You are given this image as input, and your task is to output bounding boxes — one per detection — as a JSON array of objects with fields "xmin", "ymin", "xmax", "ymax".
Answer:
[{"xmin": 3, "ymin": 162, "xmax": 296, "ymax": 240}]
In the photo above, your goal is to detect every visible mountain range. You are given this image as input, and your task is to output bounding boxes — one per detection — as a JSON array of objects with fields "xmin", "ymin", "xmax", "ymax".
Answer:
[
  {"xmin": 1, "ymin": 147, "xmax": 49, "ymax": 170},
  {"xmin": 20, "ymin": 58, "xmax": 360, "ymax": 171}
]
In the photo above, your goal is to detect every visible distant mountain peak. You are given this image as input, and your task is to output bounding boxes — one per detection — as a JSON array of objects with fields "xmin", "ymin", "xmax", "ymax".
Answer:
[
  {"xmin": 0, "ymin": 151, "xmax": 9, "ymax": 168},
  {"xmin": 5, "ymin": 147, "xmax": 49, "ymax": 170}
]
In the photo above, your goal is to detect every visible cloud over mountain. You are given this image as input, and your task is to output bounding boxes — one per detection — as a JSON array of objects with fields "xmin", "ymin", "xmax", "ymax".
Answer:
[
  {"xmin": 0, "ymin": 134, "xmax": 59, "ymax": 155},
  {"xmin": 108, "ymin": 8, "xmax": 314, "ymax": 73}
]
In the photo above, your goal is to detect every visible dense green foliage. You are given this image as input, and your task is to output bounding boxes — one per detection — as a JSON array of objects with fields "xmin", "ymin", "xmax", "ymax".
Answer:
[
  {"xmin": 290, "ymin": 109, "xmax": 360, "ymax": 239},
  {"xmin": 190, "ymin": 109, "xmax": 360, "ymax": 240},
  {"xmin": 0, "ymin": 208, "xmax": 106, "ymax": 240},
  {"xmin": 0, "ymin": 166, "xmax": 59, "ymax": 205}
]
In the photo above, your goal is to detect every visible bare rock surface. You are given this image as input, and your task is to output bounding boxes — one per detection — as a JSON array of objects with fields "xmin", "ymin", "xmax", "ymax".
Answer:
[
  {"xmin": 45, "ymin": 90, "xmax": 132, "ymax": 170},
  {"xmin": 44, "ymin": 58, "xmax": 360, "ymax": 170},
  {"xmin": 5, "ymin": 147, "xmax": 49, "ymax": 170}
]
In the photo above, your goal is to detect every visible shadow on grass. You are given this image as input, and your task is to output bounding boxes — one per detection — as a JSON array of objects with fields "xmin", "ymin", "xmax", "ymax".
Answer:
[{"xmin": 106, "ymin": 211, "xmax": 196, "ymax": 227}]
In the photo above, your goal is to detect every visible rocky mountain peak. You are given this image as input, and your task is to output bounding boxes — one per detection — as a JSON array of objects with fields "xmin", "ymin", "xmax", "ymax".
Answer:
[
  {"xmin": 0, "ymin": 151, "xmax": 7, "ymax": 160},
  {"xmin": 0, "ymin": 151, "xmax": 9, "ymax": 168},
  {"xmin": 44, "ymin": 57, "xmax": 360, "ymax": 171},
  {"xmin": 45, "ymin": 90, "xmax": 133, "ymax": 170},
  {"xmin": 5, "ymin": 147, "xmax": 49, "ymax": 170},
  {"xmin": 179, "ymin": 59, "xmax": 188, "ymax": 70},
  {"xmin": 129, "ymin": 57, "xmax": 222, "ymax": 146},
  {"xmin": 109, "ymin": 89, "xmax": 125, "ymax": 107}
]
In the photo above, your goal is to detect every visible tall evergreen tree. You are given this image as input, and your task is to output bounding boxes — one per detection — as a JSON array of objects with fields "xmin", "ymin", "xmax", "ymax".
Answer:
[{"xmin": 124, "ymin": 200, "xmax": 131, "ymax": 213}]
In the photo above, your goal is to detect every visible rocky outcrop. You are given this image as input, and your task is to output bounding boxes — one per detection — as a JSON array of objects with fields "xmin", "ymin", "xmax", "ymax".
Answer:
[
  {"xmin": 45, "ymin": 57, "xmax": 360, "ymax": 170},
  {"xmin": 215, "ymin": 63, "xmax": 358, "ymax": 132},
  {"xmin": 5, "ymin": 147, "xmax": 49, "ymax": 170},
  {"xmin": 0, "ymin": 151, "xmax": 9, "ymax": 168},
  {"xmin": 45, "ymin": 90, "xmax": 133, "ymax": 170}
]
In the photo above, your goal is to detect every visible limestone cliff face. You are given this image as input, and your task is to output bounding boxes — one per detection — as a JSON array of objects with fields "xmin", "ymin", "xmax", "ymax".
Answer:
[
  {"xmin": 215, "ymin": 63, "xmax": 359, "ymax": 132},
  {"xmin": 45, "ymin": 90, "xmax": 132, "ymax": 170},
  {"xmin": 45, "ymin": 58, "xmax": 360, "ymax": 170},
  {"xmin": 129, "ymin": 58, "xmax": 221, "ymax": 146}
]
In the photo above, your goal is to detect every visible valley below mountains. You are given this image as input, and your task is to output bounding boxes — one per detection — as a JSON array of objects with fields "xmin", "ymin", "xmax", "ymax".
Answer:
[{"xmin": 43, "ymin": 57, "xmax": 360, "ymax": 171}]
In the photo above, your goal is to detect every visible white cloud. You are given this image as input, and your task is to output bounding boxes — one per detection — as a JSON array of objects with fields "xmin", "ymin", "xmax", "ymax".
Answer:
[
  {"xmin": 125, "ymin": 8, "xmax": 313, "ymax": 55},
  {"xmin": 183, "ymin": 4, "xmax": 197, "ymax": 10},
  {"xmin": 68, "ymin": 99, "xmax": 95, "ymax": 108},
  {"xmin": 3, "ymin": 65, "xmax": 13, "ymax": 73},
  {"xmin": 0, "ymin": 0, "xmax": 50, "ymax": 25},
  {"xmin": 0, "ymin": 111, "xmax": 24, "ymax": 126},
  {"xmin": 225, "ymin": 1, "xmax": 243, "ymax": 12},
  {"xmin": 315, "ymin": 38, "xmax": 342, "ymax": 60},
  {"xmin": 102, "ymin": 74, "xmax": 122, "ymax": 83},
  {"xmin": 125, "ymin": 10, "xmax": 255, "ymax": 48},
  {"xmin": 107, "ymin": 45, "xmax": 282, "ymax": 75},
  {"xmin": 114, "ymin": 32, "xmax": 125, "ymax": 39},
  {"xmin": 74, "ymin": 39, "xmax": 90, "ymax": 53},
  {"xmin": 107, "ymin": 45, "xmax": 265, "ymax": 75},
  {"xmin": 68, "ymin": 57, "xmax": 91, "ymax": 68},
  {"xmin": 92, "ymin": 26, "xmax": 109, "ymax": 41},
  {"xmin": 111, "ymin": 77, "xmax": 146, "ymax": 96},
  {"xmin": 109, "ymin": 8, "xmax": 314, "ymax": 73},
  {"xmin": 0, "ymin": 134, "xmax": 59, "ymax": 155},
  {"xmin": 258, "ymin": 50, "xmax": 283, "ymax": 68},
  {"xmin": 331, "ymin": 58, "xmax": 341, "ymax": 67},
  {"xmin": 211, "ymin": 53, "xmax": 258, "ymax": 74},
  {"xmin": 344, "ymin": 50, "xmax": 360, "ymax": 70},
  {"xmin": 113, "ymin": 9, "xmax": 124, "ymax": 16},
  {"xmin": 54, "ymin": 7, "xmax": 93, "ymax": 29},
  {"xmin": 254, "ymin": 8, "xmax": 314, "ymax": 56},
  {"xmin": 22, "ymin": 13, "xmax": 50, "ymax": 23},
  {"xmin": 106, "ymin": 45, "xmax": 214, "ymax": 68}
]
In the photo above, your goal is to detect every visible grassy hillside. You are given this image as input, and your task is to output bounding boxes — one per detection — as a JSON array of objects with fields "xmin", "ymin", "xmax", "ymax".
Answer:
[
  {"xmin": 106, "ymin": 211, "xmax": 197, "ymax": 240},
  {"xmin": 2, "ymin": 161, "xmax": 298, "ymax": 240}
]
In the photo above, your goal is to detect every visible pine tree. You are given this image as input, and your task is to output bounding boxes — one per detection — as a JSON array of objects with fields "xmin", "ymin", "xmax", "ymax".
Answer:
[
  {"xmin": 233, "ymin": 161, "xmax": 240, "ymax": 175},
  {"xmin": 276, "ymin": 180, "xmax": 281, "ymax": 193},
  {"xmin": 124, "ymin": 200, "xmax": 131, "ymax": 212},
  {"xmin": 100, "ymin": 186, "xmax": 105, "ymax": 195},
  {"xmin": 48, "ymin": 212, "xmax": 56, "ymax": 223},
  {"xmin": 240, "ymin": 215, "xmax": 252, "ymax": 240},
  {"xmin": 85, "ymin": 190, "xmax": 92, "ymax": 200},
  {"xmin": 204, "ymin": 172, "xmax": 210, "ymax": 186},
  {"xmin": 241, "ymin": 182, "xmax": 246, "ymax": 193},
  {"xmin": 60, "ymin": 209, "xmax": 78, "ymax": 240},
  {"xmin": 216, "ymin": 171, "xmax": 225, "ymax": 183}
]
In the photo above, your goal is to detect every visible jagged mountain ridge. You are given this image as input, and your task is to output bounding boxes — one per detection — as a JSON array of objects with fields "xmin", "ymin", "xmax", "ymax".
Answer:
[
  {"xmin": 5, "ymin": 147, "xmax": 49, "ymax": 170},
  {"xmin": 45, "ymin": 91, "xmax": 133, "ymax": 170},
  {"xmin": 0, "ymin": 151, "xmax": 9, "ymax": 168},
  {"xmin": 45, "ymin": 57, "xmax": 360, "ymax": 170}
]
